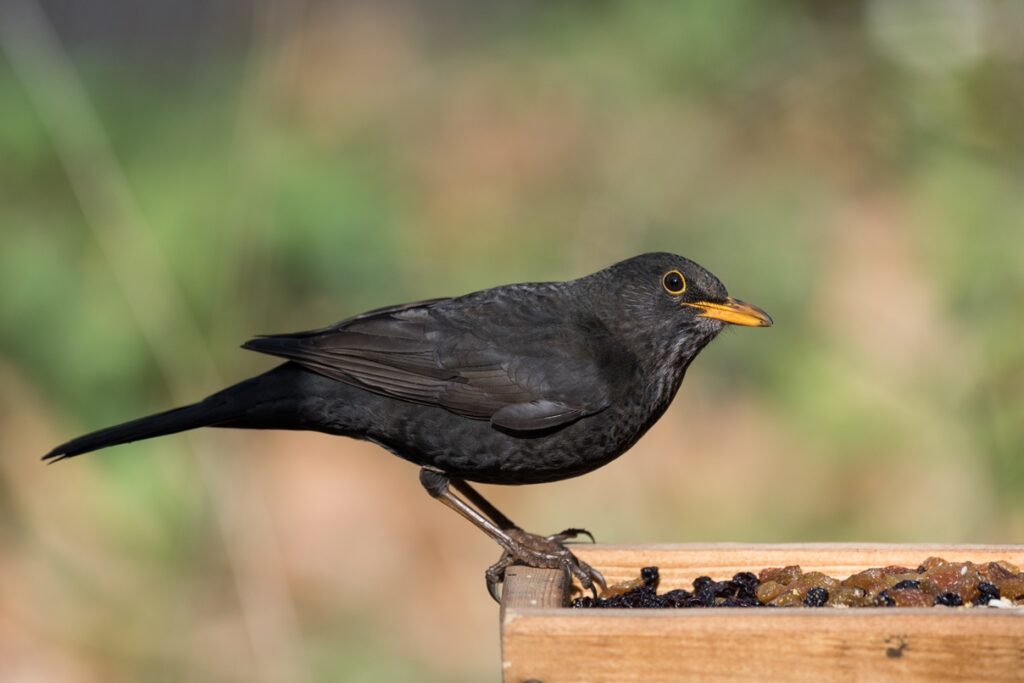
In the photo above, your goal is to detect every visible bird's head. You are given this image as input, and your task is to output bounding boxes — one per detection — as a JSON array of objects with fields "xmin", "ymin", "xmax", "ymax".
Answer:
[{"xmin": 584, "ymin": 252, "xmax": 772, "ymax": 373}]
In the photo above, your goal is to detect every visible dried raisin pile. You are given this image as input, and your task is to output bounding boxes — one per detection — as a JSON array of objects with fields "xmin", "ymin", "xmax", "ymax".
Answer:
[
  {"xmin": 571, "ymin": 557, "xmax": 1024, "ymax": 609},
  {"xmin": 573, "ymin": 567, "xmax": 761, "ymax": 609}
]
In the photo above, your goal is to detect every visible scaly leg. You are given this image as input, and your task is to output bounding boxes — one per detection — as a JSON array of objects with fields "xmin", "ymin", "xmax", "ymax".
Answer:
[{"xmin": 419, "ymin": 468, "xmax": 606, "ymax": 602}]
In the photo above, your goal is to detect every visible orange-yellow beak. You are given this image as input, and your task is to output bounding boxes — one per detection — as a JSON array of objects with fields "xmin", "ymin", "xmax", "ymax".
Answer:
[{"xmin": 683, "ymin": 297, "xmax": 773, "ymax": 327}]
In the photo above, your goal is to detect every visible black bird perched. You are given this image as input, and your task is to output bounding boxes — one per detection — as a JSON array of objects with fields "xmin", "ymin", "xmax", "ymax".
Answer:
[{"xmin": 45, "ymin": 253, "xmax": 771, "ymax": 599}]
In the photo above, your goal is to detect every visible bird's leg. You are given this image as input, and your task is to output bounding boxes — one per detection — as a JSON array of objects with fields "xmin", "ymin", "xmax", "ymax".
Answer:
[
  {"xmin": 418, "ymin": 468, "xmax": 606, "ymax": 602},
  {"xmin": 451, "ymin": 478, "xmax": 596, "ymax": 545},
  {"xmin": 449, "ymin": 478, "xmax": 518, "ymax": 530},
  {"xmin": 450, "ymin": 478, "xmax": 601, "ymax": 596}
]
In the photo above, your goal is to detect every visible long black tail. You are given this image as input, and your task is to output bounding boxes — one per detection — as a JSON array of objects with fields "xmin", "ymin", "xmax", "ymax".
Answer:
[
  {"xmin": 43, "ymin": 363, "xmax": 316, "ymax": 463},
  {"xmin": 43, "ymin": 397, "xmax": 241, "ymax": 463}
]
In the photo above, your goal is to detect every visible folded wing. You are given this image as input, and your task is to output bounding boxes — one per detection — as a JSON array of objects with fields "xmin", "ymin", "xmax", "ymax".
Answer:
[{"xmin": 242, "ymin": 293, "xmax": 617, "ymax": 433}]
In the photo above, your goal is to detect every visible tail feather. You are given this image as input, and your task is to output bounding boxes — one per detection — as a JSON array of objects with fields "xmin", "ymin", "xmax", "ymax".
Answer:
[
  {"xmin": 44, "ymin": 362, "xmax": 330, "ymax": 463},
  {"xmin": 44, "ymin": 398, "xmax": 237, "ymax": 463}
]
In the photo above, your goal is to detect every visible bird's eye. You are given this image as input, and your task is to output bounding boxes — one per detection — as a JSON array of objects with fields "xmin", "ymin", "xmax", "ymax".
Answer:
[{"xmin": 662, "ymin": 270, "xmax": 686, "ymax": 295}]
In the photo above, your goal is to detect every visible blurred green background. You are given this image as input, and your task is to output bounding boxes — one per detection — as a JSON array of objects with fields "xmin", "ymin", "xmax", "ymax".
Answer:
[{"xmin": 1, "ymin": 0, "xmax": 1023, "ymax": 680}]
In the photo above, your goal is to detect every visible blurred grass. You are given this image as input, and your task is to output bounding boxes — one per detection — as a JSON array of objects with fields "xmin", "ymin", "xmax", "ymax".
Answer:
[{"xmin": 1, "ymin": 1, "xmax": 1023, "ymax": 681}]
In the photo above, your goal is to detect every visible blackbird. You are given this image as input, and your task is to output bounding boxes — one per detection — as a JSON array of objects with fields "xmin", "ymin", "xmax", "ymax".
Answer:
[{"xmin": 45, "ymin": 252, "xmax": 771, "ymax": 599}]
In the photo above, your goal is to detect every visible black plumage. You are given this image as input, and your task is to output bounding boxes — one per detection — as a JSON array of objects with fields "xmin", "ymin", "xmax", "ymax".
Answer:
[{"xmin": 45, "ymin": 252, "xmax": 771, "ymax": 596}]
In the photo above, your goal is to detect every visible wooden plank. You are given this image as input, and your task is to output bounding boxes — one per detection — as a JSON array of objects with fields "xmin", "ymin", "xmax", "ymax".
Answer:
[
  {"xmin": 500, "ymin": 544, "xmax": 1024, "ymax": 683},
  {"xmin": 501, "ymin": 566, "xmax": 566, "ymax": 615},
  {"xmin": 500, "ymin": 567, "xmax": 566, "ymax": 683},
  {"xmin": 503, "ymin": 609, "xmax": 1024, "ymax": 683}
]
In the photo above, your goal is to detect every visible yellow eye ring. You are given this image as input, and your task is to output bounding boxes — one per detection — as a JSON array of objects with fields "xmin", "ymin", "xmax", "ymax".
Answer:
[{"xmin": 662, "ymin": 270, "xmax": 686, "ymax": 295}]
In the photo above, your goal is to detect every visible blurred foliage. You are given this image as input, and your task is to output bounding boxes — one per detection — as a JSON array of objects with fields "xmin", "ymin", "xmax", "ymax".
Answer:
[{"xmin": 1, "ymin": 1, "xmax": 1023, "ymax": 681}]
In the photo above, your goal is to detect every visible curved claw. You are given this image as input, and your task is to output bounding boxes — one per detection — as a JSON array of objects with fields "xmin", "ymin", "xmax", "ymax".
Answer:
[
  {"xmin": 485, "ymin": 553, "xmax": 515, "ymax": 604},
  {"xmin": 487, "ymin": 576, "xmax": 503, "ymax": 603},
  {"xmin": 589, "ymin": 565, "xmax": 607, "ymax": 594},
  {"xmin": 547, "ymin": 527, "xmax": 596, "ymax": 544}
]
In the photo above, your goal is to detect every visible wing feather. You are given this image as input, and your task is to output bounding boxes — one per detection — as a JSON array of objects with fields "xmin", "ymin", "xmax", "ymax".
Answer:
[{"xmin": 243, "ymin": 293, "xmax": 616, "ymax": 432}]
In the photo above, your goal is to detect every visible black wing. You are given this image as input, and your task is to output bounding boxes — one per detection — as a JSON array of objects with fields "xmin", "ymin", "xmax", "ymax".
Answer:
[{"xmin": 242, "ymin": 290, "xmax": 618, "ymax": 433}]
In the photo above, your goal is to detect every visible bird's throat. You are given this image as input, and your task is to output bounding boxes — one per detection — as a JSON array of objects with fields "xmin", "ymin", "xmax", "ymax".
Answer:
[{"xmin": 643, "ymin": 329, "xmax": 717, "ymax": 410}]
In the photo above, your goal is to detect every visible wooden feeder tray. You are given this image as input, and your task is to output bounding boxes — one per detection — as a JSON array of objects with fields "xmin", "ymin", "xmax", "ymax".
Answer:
[{"xmin": 499, "ymin": 544, "xmax": 1024, "ymax": 683}]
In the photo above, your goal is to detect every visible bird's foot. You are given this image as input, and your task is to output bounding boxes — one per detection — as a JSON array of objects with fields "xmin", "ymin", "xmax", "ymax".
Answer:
[{"xmin": 486, "ymin": 527, "xmax": 606, "ymax": 603}]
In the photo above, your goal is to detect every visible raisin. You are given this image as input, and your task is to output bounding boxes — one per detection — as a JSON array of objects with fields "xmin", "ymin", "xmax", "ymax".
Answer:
[
  {"xmin": 692, "ymin": 576, "xmax": 713, "ymax": 591},
  {"xmin": 974, "ymin": 582, "xmax": 1000, "ymax": 605},
  {"xmin": 874, "ymin": 590, "xmax": 896, "ymax": 607},
  {"xmin": 692, "ymin": 576, "xmax": 717, "ymax": 606},
  {"xmin": 728, "ymin": 572, "xmax": 760, "ymax": 603},
  {"xmin": 803, "ymin": 587, "xmax": 829, "ymax": 607},
  {"xmin": 661, "ymin": 589, "xmax": 694, "ymax": 608},
  {"xmin": 731, "ymin": 595, "xmax": 761, "ymax": 608},
  {"xmin": 640, "ymin": 566, "xmax": 660, "ymax": 588},
  {"xmin": 935, "ymin": 592, "xmax": 963, "ymax": 607},
  {"xmin": 732, "ymin": 572, "xmax": 759, "ymax": 591}
]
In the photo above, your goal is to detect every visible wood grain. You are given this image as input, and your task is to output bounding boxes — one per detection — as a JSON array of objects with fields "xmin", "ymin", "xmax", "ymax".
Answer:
[
  {"xmin": 500, "ymin": 544, "xmax": 1024, "ymax": 683},
  {"xmin": 501, "ymin": 567, "xmax": 566, "ymax": 615},
  {"xmin": 504, "ymin": 609, "xmax": 1024, "ymax": 683}
]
